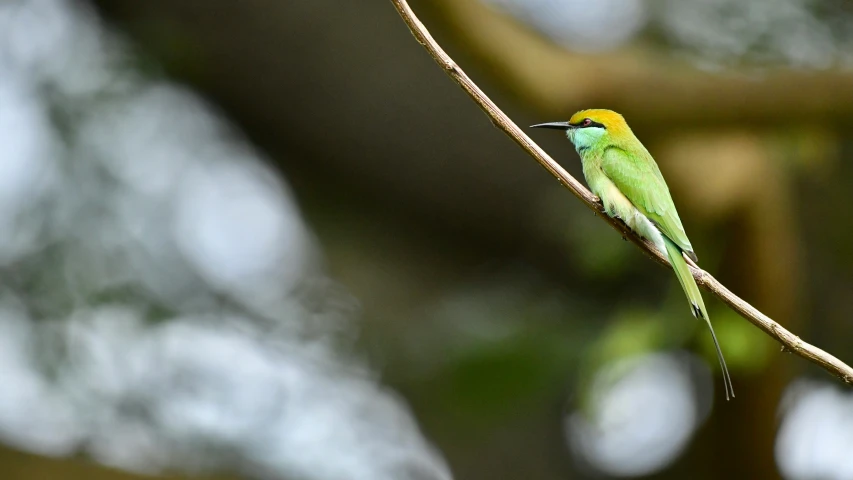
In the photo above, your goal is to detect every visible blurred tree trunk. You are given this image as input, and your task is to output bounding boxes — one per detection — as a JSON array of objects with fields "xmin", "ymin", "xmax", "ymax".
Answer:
[{"xmin": 658, "ymin": 131, "xmax": 802, "ymax": 478}]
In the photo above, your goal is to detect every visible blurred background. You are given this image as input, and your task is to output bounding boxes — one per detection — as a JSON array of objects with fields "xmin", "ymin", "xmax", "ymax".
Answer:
[{"xmin": 0, "ymin": 0, "xmax": 852, "ymax": 479}]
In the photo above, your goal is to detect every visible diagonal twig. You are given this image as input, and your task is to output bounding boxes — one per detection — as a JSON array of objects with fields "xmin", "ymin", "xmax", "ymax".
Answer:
[{"xmin": 390, "ymin": 0, "xmax": 853, "ymax": 386}]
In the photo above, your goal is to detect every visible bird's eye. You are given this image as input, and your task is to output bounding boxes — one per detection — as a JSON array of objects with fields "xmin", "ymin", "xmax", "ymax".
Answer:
[{"xmin": 582, "ymin": 118, "xmax": 592, "ymax": 127}]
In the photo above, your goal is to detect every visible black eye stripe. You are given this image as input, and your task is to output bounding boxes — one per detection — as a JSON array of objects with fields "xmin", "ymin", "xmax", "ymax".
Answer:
[{"xmin": 570, "ymin": 119, "xmax": 606, "ymax": 129}]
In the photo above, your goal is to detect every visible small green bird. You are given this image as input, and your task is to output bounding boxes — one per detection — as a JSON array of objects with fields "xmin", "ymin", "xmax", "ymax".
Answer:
[{"xmin": 532, "ymin": 109, "xmax": 734, "ymax": 400}]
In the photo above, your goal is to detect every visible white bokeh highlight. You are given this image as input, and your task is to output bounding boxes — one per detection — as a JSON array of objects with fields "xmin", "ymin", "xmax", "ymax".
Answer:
[
  {"xmin": 484, "ymin": 0, "xmax": 648, "ymax": 52},
  {"xmin": 777, "ymin": 380, "xmax": 853, "ymax": 480},
  {"xmin": 0, "ymin": 1, "xmax": 451, "ymax": 479},
  {"xmin": 567, "ymin": 353, "xmax": 711, "ymax": 477}
]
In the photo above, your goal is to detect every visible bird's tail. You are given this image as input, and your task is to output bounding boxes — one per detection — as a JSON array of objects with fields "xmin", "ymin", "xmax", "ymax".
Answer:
[{"xmin": 663, "ymin": 237, "xmax": 735, "ymax": 400}]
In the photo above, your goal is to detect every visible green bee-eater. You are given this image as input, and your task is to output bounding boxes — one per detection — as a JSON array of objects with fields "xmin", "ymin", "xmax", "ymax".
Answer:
[{"xmin": 532, "ymin": 109, "xmax": 734, "ymax": 400}]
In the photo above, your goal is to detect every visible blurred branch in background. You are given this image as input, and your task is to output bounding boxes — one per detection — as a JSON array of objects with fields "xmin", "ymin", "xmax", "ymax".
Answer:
[
  {"xmin": 390, "ymin": 0, "xmax": 853, "ymax": 386},
  {"xmin": 431, "ymin": 0, "xmax": 853, "ymax": 125}
]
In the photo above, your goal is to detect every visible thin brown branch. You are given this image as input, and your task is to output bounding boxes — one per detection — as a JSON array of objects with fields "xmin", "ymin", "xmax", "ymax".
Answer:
[{"xmin": 390, "ymin": 0, "xmax": 853, "ymax": 386}]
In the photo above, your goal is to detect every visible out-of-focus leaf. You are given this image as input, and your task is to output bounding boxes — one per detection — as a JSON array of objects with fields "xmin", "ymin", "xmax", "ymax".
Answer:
[{"xmin": 701, "ymin": 307, "xmax": 774, "ymax": 374}]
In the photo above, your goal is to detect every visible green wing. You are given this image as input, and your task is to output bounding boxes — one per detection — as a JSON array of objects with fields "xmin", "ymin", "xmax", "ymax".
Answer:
[{"xmin": 601, "ymin": 147, "xmax": 696, "ymax": 257}]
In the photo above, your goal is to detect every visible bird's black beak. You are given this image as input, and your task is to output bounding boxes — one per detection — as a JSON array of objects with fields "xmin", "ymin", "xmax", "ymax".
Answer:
[{"xmin": 530, "ymin": 121, "xmax": 572, "ymax": 131}]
